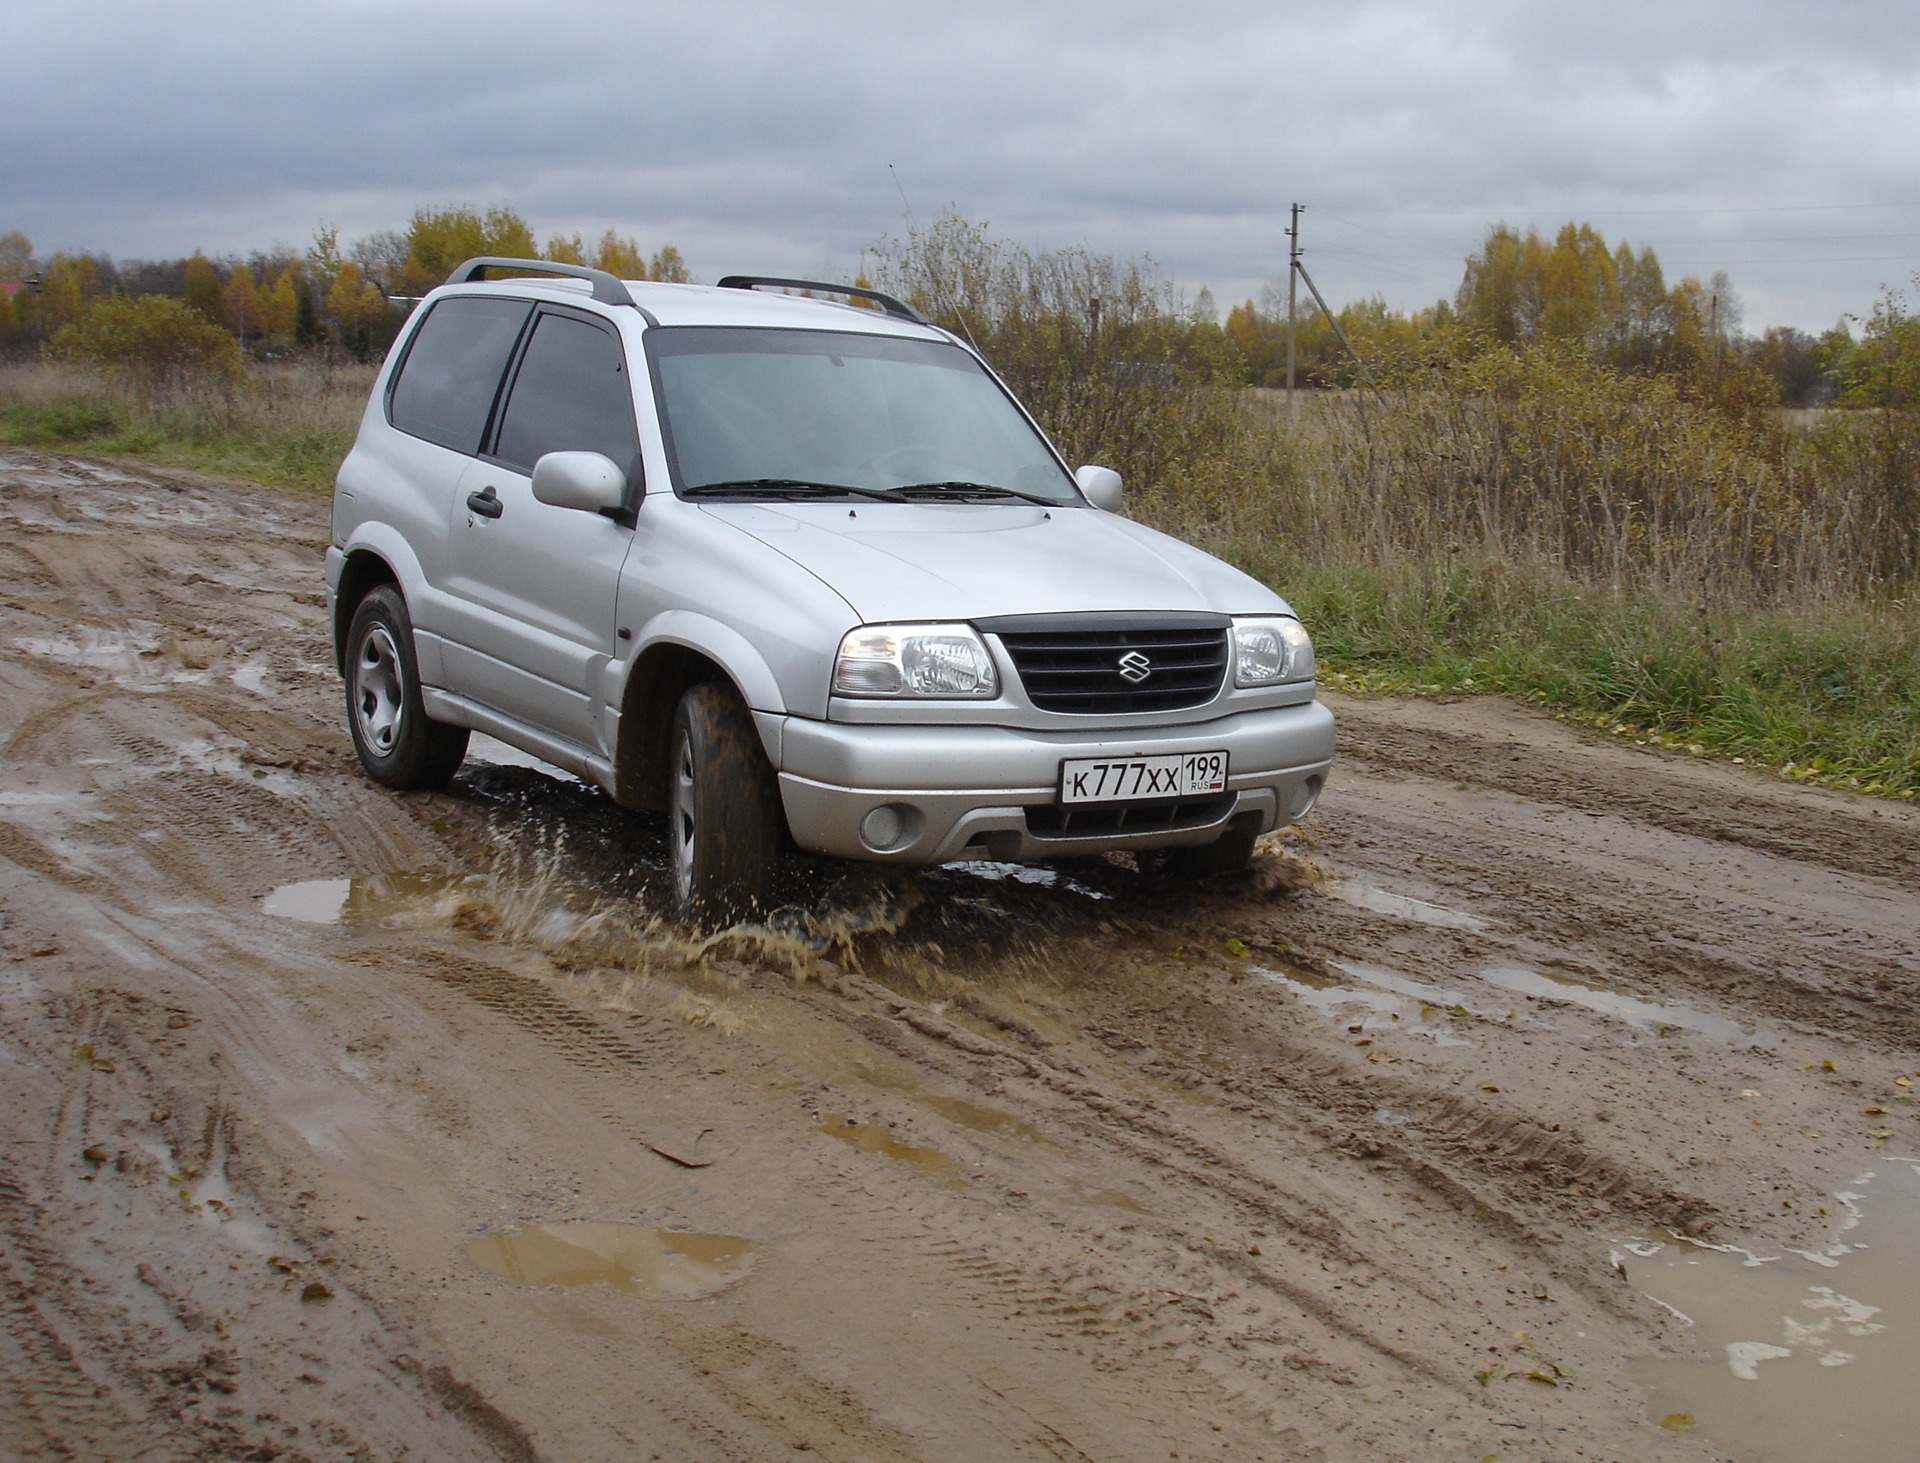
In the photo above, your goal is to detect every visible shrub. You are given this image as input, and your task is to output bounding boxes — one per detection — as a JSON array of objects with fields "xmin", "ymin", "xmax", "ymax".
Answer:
[{"xmin": 47, "ymin": 294, "xmax": 246, "ymax": 393}]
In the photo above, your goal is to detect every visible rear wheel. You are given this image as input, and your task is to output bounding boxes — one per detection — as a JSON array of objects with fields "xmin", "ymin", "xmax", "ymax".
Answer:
[
  {"xmin": 667, "ymin": 681, "xmax": 784, "ymax": 923},
  {"xmin": 344, "ymin": 585, "xmax": 469, "ymax": 790},
  {"xmin": 1160, "ymin": 819, "xmax": 1260, "ymax": 879}
]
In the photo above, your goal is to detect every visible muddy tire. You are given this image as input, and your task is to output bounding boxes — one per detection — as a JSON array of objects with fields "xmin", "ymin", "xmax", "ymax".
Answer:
[
  {"xmin": 1160, "ymin": 819, "xmax": 1260, "ymax": 879},
  {"xmin": 344, "ymin": 585, "xmax": 469, "ymax": 791},
  {"xmin": 668, "ymin": 681, "xmax": 785, "ymax": 924}
]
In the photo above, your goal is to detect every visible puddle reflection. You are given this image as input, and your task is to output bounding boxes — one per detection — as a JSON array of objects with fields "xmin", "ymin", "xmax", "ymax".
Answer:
[
  {"xmin": 1622, "ymin": 1162, "xmax": 1920, "ymax": 1462},
  {"xmin": 467, "ymin": 1222, "xmax": 755, "ymax": 1299},
  {"xmin": 1325, "ymin": 881, "xmax": 1489, "ymax": 932},
  {"xmin": 262, "ymin": 874, "xmax": 471, "ymax": 926},
  {"xmin": 1477, "ymin": 964, "xmax": 1778, "ymax": 1047},
  {"xmin": 1252, "ymin": 960, "xmax": 1476, "ymax": 1045},
  {"xmin": 820, "ymin": 1115, "xmax": 957, "ymax": 1174}
]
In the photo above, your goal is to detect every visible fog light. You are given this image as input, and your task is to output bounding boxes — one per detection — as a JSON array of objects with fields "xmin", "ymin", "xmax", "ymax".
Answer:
[
  {"xmin": 1289, "ymin": 776, "xmax": 1322, "ymax": 821},
  {"xmin": 860, "ymin": 804, "xmax": 906, "ymax": 851}
]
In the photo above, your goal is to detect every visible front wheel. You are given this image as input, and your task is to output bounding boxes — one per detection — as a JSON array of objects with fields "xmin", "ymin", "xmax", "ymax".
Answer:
[
  {"xmin": 344, "ymin": 585, "xmax": 469, "ymax": 790},
  {"xmin": 667, "ymin": 681, "xmax": 785, "ymax": 924}
]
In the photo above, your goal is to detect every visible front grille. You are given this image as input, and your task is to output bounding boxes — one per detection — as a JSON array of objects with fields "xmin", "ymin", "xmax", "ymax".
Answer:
[
  {"xmin": 977, "ymin": 612, "xmax": 1229, "ymax": 714},
  {"xmin": 1026, "ymin": 794, "xmax": 1233, "ymax": 839}
]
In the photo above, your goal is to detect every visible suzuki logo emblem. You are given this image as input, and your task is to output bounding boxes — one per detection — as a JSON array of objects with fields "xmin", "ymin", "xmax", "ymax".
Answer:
[{"xmin": 1117, "ymin": 651, "xmax": 1152, "ymax": 683}]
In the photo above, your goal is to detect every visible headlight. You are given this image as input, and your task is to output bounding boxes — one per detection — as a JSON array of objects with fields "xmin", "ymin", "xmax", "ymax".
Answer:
[
  {"xmin": 833, "ymin": 623, "xmax": 999, "ymax": 698},
  {"xmin": 1232, "ymin": 616, "xmax": 1315, "ymax": 686}
]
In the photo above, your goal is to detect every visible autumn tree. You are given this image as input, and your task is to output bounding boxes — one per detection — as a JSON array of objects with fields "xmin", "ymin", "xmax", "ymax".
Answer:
[
  {"xmin": 399, "ymin": 206, "xmax": 538, "ymax": 295},
  {"xmin": 326, "ymin": 261, "xmax": 396, "ymax": 360},
  {"xmin": 183, "ymin": 252, "xmax": 226, "ymax": 326},
  {"xmin": 226, "ymin": 264, "xmax": 260, "ymax": 339},
  {"xmin": 0, "ymin": 230, "xmax": 33, "ymax": 283},
  {"xmin": 592, "ymin": 231, "xmax": 690, "ymax": 282}
]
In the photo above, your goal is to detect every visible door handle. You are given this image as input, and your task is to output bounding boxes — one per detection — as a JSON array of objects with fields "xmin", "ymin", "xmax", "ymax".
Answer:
[{"xmin": 465, "ymin": 486, "xmax": 503, "ymax": 519}]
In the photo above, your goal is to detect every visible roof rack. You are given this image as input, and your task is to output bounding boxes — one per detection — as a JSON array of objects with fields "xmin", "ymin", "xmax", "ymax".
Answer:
[
  {"xmin": 716, "ymin": 276, "xmax": 927, "ymax": 325},
  {"xmin": 446, "ymin": 257, "xmax": 636, "ymax": 308}
]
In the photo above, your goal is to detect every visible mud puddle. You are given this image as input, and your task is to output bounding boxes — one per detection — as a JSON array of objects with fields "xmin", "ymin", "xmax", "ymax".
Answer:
[
  {"xmin": 821, "ymin": 1115, "xmax": 959, "ymax": 1176},
  {"xmin": 1621, "ymin": 1161, "xmax": 1920, "ymax": 1462},
  {"xmin": 1478, "ymin": 963, "xmax": 1779, "ymax": 1047},
  {"xmin": 262, "ymin": 873, "xmax": 473, "ymax": 926},
  {"xmin": 1324, "ymin": 879, "xmax": 1489, "ymax": 931},
  {"xmin": 467, "ymin": 1222, "xmax": 756, "ymax": 1299},
  {"xmin": 1255, "ymin": 958, "xmax": 1475, "ymax": 1044}
]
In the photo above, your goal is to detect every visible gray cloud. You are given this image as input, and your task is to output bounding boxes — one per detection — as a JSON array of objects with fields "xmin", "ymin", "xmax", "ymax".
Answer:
[{"xmin": 3, "ymin": 0, "xmax": 1916, "ymax": 330}]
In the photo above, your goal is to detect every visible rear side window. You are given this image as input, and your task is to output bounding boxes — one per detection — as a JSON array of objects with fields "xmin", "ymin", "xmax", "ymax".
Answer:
[
  {"xmin": 387, "ymin": 296, "xmax": 531, "ymax": 453},
  {"xmin": 492, "ymin": 311, "xmax": 640, "ymax": 482}
]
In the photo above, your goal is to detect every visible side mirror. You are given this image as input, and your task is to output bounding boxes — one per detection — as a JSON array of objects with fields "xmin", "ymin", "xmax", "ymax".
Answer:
[
  {"xmin": 531, "ymin": 451, "xmax": 627, "ymax": 514},
  {"xmin": 1075, "ymin": 464, "xmax": 1123, "ymax": 511}
]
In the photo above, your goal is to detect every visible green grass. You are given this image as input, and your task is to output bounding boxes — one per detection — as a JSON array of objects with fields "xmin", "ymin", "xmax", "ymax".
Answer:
[
  {"xmin": 0, "ymin": 360, "xmax": 371, "ymax": 495},
  {"xmin": 0, "ymin": 393, "xmax": 350, "ymax": 493},
  {"xmin": 1208, "ymin": 548, "xmax": 1920, "ymax": 800}
]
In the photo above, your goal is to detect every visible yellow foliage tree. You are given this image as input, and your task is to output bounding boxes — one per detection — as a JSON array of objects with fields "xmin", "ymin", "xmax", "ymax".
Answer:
[
  {"xmin": 400, "ymin": 206, "xmax": 538, "ymax": 295},
  {"xmin": 226, "ymin": 263, "xmax": 260, "ymax": 339},
  {"xmin": 327, "ymin": 260, "xmax": 392, "ymax": 361},
  {"xmin": 544, "ymin": 232, "xmax": 586, "ymax": 265},
  {"xmin": 36, "ymin": 255, "xmax": 101, "ymax": 336},
  {"xmin": 257, "ymin": 265, "xmax": 300, "ymax": 343},
  {"xmin": 183, "ymin": 252, "xmax": 226, "ymax": 326}
]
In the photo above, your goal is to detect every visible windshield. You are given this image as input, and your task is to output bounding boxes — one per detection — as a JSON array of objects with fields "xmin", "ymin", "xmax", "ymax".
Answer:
[{"xmin": 647, "ymin": 327, "xmax": 1082, "ymax": 504}]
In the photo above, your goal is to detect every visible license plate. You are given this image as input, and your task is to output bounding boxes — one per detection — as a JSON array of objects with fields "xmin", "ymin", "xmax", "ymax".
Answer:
[{"xmin": 1058, "ymin": 750, "xmax": 1229, "ymax": 804}]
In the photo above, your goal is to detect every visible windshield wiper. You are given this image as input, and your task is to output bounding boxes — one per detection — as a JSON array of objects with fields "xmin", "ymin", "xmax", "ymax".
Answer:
[
  {"xmin": 685, "ymin": 478, "xmax": 907, "ymax": 501},
  {"xmin": 893, "ymin": 480, "xmax": 1063, "ymax": 506}
]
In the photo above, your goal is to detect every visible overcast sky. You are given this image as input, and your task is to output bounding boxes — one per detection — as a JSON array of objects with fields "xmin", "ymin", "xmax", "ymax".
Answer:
[{"xmin": 5, "ymin": 0, "xmax": 1918, "ymax": 333}]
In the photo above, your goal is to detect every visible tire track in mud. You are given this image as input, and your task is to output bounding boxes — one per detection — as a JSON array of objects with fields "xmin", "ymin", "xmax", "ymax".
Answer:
[{"xmin": 1335, "ymin": 701, "xmax": 1920, "ymax": 891}]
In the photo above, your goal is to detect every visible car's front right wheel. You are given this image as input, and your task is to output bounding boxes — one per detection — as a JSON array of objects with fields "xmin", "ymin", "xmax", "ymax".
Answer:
[{"xmin": 667, "ymin": 681, "xmax": 784, "ymax": 924}]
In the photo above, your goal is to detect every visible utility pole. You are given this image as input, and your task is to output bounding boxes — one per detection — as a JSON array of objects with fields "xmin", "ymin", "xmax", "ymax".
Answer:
[{"xmin": 1285, "ymin": 203, "xmax": 1300, "ymax": 419}]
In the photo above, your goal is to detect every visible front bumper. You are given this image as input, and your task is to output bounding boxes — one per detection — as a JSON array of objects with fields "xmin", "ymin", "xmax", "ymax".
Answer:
[{"xmin": 770, "ymin": 699, "xmax": 1335, "ymax": 864}]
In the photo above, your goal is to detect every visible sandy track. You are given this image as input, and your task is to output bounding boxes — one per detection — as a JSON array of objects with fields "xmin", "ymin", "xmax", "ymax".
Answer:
[{"xmin": 2, "ymin": 449, "xmax": 1917, "ymax": 1462}]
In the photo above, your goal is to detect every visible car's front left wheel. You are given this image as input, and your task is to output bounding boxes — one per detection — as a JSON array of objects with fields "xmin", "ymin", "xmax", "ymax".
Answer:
[
  {"xmin": 344, "ymin": 585, "xmax": 469, "ymax": 790},
  {"xmin": 667, "ymin": 681, "xmax": 784, "ymax": 924}
]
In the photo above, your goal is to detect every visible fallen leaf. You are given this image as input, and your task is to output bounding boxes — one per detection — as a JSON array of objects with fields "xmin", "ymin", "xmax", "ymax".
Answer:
[
  {"xmin": 1865, "ymin": 1106, "xmax": 1889, "ymax": 1116},
  {"xmin": 1822, "ymin": 1059, "xmax": 1838, "ymax": 1072},
  {"xmin": 1479, "ymin": 1081, "xmax": 1501, "ymax": 1093},
  {"xmin": 1474, "ymin": 1366, "xmax": 1502, "ymax": 1387},
  {"xmin": 1897, "ymin": 1077, "xmax": 1912, "ymax": 1088},
  {"xmin": 1224, "ymin": 937, "xmax": 1252, "ymax": 959},
  {"xmin": 1660, "ymin": 1413, "xmax": 1698, "ymax": 1433},
  {"xmin": 82, "ymin": 1145, "xmax": 110, "ymax": 1167},
  {"xmin": 1741, "ymin": 1089, "xmax": 1761, "ymax": 1097},
  {"xmin": 1247, "ymin": 1244, "xmax": 1262, "ymax": 1257},
  {"xmin": 267, "ymin": 1255, "xmax": 300, "ymax": 1274},
  {"xmin": 300, "ymin": 1281, "xmax": 333, "ymax": 1303},
  {"xmin": 1525, "ymin": 1368, "xmax": 1559, "ymax": 1386}
]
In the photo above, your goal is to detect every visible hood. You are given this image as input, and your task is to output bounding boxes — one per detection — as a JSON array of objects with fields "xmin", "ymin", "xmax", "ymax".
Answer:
[{"xmin": 704, "ymin": 502, "xmax": 1291, "ymax": 623}]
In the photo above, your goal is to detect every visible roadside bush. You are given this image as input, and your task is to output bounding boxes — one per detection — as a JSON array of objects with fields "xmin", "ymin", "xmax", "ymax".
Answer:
[{"xmin": 47, "ymin": 294, "xmax": 246, "ymax": 397}]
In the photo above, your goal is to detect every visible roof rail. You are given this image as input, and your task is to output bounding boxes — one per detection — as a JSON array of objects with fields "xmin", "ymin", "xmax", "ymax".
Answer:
[
  {"xmin": 446, "ymin": 257, "xmax": 636, "ymax": 308},
  {"xmin": 716, "ymin": 276, "xmax": 927, "ymax": 325}
]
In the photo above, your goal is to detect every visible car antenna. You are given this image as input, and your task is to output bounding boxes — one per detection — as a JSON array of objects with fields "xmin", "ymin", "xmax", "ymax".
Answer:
[{"xmin": 889, "ymin": 163, "xmax": 983, "ymax": 357}]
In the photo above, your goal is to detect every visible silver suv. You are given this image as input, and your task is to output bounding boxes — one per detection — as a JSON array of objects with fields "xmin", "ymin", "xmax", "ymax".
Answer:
[{"xmin": 327, "ymin": 259, "xmax": 1334, "ymax": 920}]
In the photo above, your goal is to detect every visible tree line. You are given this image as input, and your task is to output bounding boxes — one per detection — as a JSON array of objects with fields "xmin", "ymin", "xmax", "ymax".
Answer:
[
  {"xmin": 0, "ymin": 207, "xmax": 689, "ymax": 368},
  {"xmin": 1, "ymin": 204, "xmax": 1910, "ymax": 422}
]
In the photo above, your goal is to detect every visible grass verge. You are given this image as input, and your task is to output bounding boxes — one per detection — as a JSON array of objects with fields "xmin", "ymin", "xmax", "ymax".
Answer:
[
  {"xmin": 0, "ymin": 361, "xmax": 369, "ymax": 494},
  {"xmin": 1212, "ymin": 547, "xmax": 1920, "ymax": 800}
]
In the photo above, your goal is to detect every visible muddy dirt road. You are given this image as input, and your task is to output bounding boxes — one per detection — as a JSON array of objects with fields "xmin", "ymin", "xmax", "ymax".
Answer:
[{"xmin": 4, "ymin": 450, "xmax": 1919, "ymax": 1463}]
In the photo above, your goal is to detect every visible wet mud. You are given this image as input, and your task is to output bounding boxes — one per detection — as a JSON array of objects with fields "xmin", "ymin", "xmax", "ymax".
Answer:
[{"xmin": 4, "ymin": 449, "xmax": 1920, "ymax": 1461}]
